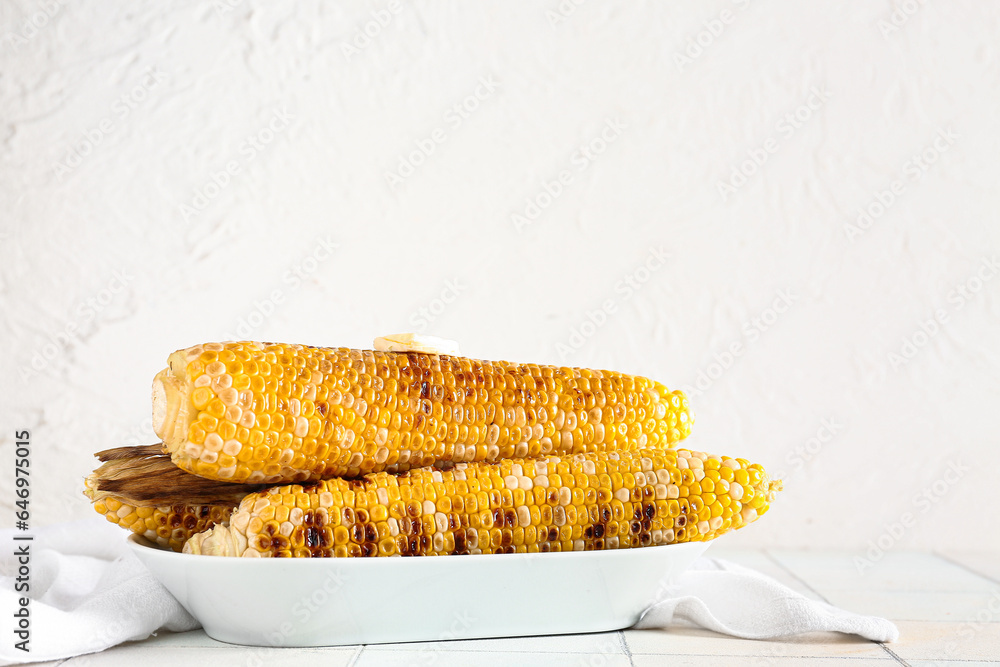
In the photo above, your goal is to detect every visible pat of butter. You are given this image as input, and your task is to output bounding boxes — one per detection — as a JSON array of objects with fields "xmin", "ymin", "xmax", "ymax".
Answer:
[{"xmin": 373, "ymin": 333, "xmax": 460, "ymax": 356}]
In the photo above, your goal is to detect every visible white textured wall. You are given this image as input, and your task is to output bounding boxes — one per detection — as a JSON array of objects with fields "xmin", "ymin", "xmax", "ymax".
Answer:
[{"xmin": 1, "ymin": 1, "xmax": 998, "ymax": 552}]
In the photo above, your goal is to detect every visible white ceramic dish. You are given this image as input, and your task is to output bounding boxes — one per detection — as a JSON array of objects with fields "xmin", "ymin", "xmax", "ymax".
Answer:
[{"xmin": 128, "ymin": 534, "xmax": 710, "ymax": 647}]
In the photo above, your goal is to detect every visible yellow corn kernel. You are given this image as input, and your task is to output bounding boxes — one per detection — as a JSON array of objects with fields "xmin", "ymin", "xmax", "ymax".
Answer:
[
  {"xmin": 85, "ymin": 491, "xmax": 235, "ymax": 553},
  {"xmin": 184, "ymin": 448, "xmax": 780, "ymax": 557}
]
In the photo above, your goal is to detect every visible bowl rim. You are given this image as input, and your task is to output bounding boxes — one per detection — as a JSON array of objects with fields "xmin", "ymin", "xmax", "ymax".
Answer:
[{"xmin": 127, "ymin": 532, "xmax": 712, "ymax": 565}]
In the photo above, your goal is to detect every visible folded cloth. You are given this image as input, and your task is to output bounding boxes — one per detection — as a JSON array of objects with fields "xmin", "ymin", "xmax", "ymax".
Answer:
[
  {"xmin": 635, "ymin": 557, "xmax": 899, "ymax": 642},
  {"xmin": 0, "ymin": 521, "xmax": 898, "ymax": 664},
  {"xmin": 0, "ymin": 520, "xmax": 198, "ymax": 666}
]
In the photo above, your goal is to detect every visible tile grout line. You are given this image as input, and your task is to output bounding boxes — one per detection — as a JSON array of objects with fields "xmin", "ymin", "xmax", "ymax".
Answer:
[
  {"xmin": 765, "ymin": 550, "xmax": 911, "ymax": 667},
  {"xmin": 77, "ymin": 644, "xmax": 367, "ymax": 654},
  {"xmin": 617, "ymin": 629, "xmax": 636, "ymax": 667},
  {"xmin": 627, "ymin": 653, "xmax": 906, "ymax": 660},
  {"xmin": 364, "ymin": 646, "xmax": 645, "ymax": 656},
  {"xmin": 878, "ymin": 643, "xmax": 911, "ymax": 666},
  {"xmin": 933, "ymin": 550, "xmax": 1000, "ymax": 586},
  {"xmin": 344, "ymin": 643, "xmax": 365, "ymax": 667}
]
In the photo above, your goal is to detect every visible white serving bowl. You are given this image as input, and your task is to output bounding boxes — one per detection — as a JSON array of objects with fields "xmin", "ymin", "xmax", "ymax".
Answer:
[{"xmin": 128, "ymin": 534, "xmax": 710, "ymax": 647}]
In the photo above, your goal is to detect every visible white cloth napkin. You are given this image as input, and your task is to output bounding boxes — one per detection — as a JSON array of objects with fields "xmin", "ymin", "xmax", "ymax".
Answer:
[
  {"xmin": 0, "ymin": 520, "xmax": 898, "ymax": 665},
  {"xmin": 0, "ymin": 520, "xmax": 198, "ymax": 666},
  {"xmin": 636, "ymin": 557, "xmax": 899, "ymax": 642}
]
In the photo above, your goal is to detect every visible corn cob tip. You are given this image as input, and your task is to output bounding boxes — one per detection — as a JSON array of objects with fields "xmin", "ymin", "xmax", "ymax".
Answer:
[
  {"xmin": 152, "ymin": 353, "xmax": 194, "ymax": 451},
  {"xmin": 184, "ymin": 523, "xmax": 243, "ymax": 556},
  {"xmin": 82, "ymin": 474, "xmax": 96, "ymax": 500}
]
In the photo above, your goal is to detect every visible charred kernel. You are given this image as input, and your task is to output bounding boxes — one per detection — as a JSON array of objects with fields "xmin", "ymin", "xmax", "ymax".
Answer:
[{"xmin": 83, "ymin": 487, "xmax": 238, "ymax": 553}]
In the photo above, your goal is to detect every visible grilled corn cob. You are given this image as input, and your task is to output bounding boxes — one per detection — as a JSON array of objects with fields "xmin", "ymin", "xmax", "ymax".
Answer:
[
  {"xmin": 87, "ymin": 487, "xmax": 233, "ymax": 552},
  {"xmin": 184, "ymin": 448, "xmax": 779, "ymax": 557},
  {"xmin": 153, "ymin": 342, "xmax": 692, "ymax": 484},
  {"xmin": 84, "ymin": 445, "xmax": 262, "ymax": 551}
]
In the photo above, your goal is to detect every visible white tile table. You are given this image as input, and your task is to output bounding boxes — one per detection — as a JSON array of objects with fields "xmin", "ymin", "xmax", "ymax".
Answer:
[{"xmin": 25, "ymin": 549, "xmax": 999, "ymax": 667}]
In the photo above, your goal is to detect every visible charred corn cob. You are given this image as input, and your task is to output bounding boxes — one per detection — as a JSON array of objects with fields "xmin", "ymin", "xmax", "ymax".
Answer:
[
  {"xmin": 153, "ymin": 342, "xmax": 692, "ymax": 484},
  {"xmin": 184, "ymin": 448, "xmax": 779, "ymax": 558},
  {"xmin": 84, "ymin": 445, "xmax": 263, "ymax": 551},
  {"xmin": 86, "ymin": 486, "xmax": 233, "ymax": 552}
]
